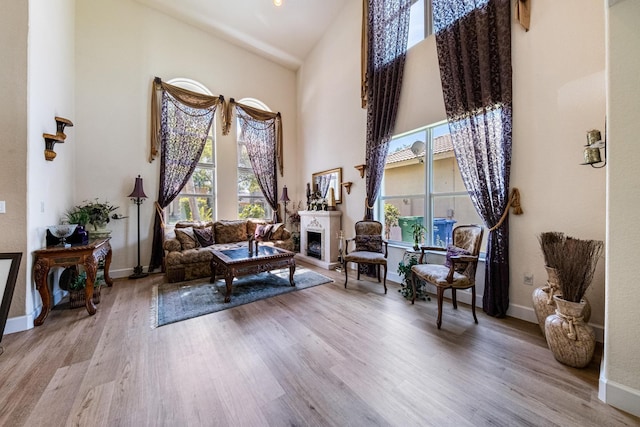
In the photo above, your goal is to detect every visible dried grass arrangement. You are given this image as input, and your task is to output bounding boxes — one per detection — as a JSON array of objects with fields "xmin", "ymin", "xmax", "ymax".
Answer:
[{"xmin": 538, "ymin": 232, "xmax": 604, "ymax": 302}]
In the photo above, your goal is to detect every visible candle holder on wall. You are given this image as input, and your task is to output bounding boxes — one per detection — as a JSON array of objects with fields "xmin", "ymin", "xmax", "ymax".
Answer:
[
  {"xmin": 43, "ymin": 117, "xmax": 73, "ymax": 161},
  {"xmin": 581, "ymin": 129, "xmax": 606, "ymax": 168}
]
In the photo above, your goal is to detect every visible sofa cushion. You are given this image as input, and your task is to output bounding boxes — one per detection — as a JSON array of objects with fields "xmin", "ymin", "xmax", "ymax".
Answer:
[
  {"xmin": 175, "ymin": 227, "xmax": 199, "ymax": 250},
  {"xmin": 270, "ymin": 223, "xmax": 287, "ymax": 240},
  {"xmin": 214, "ymin": 220, "xmax": 248, "ymax": 244},
  {"xmin": 193, "ymin": 226, "xmax": 215, "ymax": 247},
  {"xmin": 247, "ymin": 219, "xmax": 269, "ymax": 237}
]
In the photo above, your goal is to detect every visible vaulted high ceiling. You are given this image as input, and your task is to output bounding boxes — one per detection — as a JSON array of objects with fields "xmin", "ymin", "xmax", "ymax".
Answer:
[{"xmin": 135, "ymin": 0, "xmax": 350, "ymax": 69}]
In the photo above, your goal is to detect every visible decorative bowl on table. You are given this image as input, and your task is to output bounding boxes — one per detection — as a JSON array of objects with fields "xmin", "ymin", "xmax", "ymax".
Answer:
[{"xmin": 48, "ymin": 224, "xmax": 78, "ymax": 247}]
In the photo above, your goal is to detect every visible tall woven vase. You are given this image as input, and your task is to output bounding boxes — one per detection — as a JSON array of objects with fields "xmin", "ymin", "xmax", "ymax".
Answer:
[
  {"xmin": 545, "ymin": 295, "xmax": 595, "ymax": 368},
  {"xmin": 533, "ymin": 267, "xmax": 592, "ymax": 337},
  {"xmin": 532, "ymin": 267, "xmax": 562, "ymax": 337}
]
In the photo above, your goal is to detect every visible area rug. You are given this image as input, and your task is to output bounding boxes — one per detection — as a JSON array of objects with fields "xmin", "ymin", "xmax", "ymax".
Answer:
[{"xmin": 151, "ymin": 267, "xmax": 333, "ymax": 328}]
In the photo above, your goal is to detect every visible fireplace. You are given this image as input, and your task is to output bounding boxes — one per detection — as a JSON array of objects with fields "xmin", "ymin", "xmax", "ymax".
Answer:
[
  {"xmin": 307, "ymin": 231, "xmax": 322, "ymax": 259},
  {"xmin": 296, "ymin": 210, "xmax": 342, "ymax": 270}
]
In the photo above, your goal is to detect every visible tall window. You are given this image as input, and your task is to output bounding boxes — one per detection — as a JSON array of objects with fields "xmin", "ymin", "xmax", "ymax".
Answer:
[
  {"xmin": 164, "ymin": 78, "xmax": 216, "ymax": 225},
  {"xmin": 236, "ymin": 98, "xmax": 273, "ymax": 220},
  {"xmin": 378, "ymin": 122, "xmax": 485, "ymax": 250},
  {"xmin": 407, "ymin": 0, "xmax": 433, "ymax": 49}
]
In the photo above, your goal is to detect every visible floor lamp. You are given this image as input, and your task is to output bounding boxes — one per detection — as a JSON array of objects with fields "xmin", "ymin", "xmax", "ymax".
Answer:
[
  {"xmin": 280, "ymin": 185, "xmax": 290, "ymax": 227},
  {"xmin": 128, "ymin": 175, "xmax": 148, "ymax": 279}
]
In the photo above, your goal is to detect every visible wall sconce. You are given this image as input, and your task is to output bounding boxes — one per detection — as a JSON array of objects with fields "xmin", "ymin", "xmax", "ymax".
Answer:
[
  {"xmin": 342, "ymin": 181, "xmax": 353, "ymax": 194},
  {"xmin": 42, "ymin": 116, "xmax": 73, "ymax": 161},
  {"xmin": 354, "ymin": 164, "xmax": 366, "ymax": 178},
  {"xmin": 581, "ymin": 129, "xmax": 606, "ymax": 168}
]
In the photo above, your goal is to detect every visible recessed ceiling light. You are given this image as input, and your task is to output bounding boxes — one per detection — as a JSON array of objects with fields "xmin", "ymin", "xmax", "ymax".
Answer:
[{"xmin": 274, "ymin": 0, "xmax": 283, "ymax": 6}]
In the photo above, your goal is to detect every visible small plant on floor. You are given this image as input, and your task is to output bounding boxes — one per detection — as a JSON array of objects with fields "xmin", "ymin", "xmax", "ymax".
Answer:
[{"xmin": 397, "ymin": 257, "xmax": 430, "ymax": 301}]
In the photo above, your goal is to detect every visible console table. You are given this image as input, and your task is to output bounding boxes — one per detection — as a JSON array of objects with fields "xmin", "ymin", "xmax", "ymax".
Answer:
[{"xmin": 33, "ymin": 238, "xmax": 113, "ymax": 326}]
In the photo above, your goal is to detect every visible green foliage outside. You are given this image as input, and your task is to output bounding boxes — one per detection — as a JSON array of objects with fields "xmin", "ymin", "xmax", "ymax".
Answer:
[
  {"xmin": 179, "ymin": 197, "xmax": 213, "ymax": 221},
  {"xmin": 383, "ymin": 203, "xmax": 401, "ymax": 240},
  {"xmin": 239, "ymin": 203, "xmax": 265, "ymax": 219}
]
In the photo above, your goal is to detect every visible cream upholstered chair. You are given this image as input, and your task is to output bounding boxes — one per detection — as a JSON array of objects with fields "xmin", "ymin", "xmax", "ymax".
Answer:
[
  {"xmin": 411, "ymin": 224, "xmax": 483, "ymax": 329},
  {"xmin": 343, "ymin": 220, "xmax": 388, "ymax": 294}
]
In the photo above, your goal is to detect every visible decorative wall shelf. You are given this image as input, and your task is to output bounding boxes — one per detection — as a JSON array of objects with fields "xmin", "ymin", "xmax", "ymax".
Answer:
[
  {"xmin": 43, "ymin": 117, "xmax": 73, "ymax": 161},
  {"xmin": 354, "ymin": 164, "xmax": 366, "ymax": 178}
]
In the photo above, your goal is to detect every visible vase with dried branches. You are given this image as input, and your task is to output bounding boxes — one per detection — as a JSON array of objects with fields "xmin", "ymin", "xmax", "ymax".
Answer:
[
  {"xmin": 540, "ymin": 233, "xmax": 604, "ymax": 368},
  {"xmin": 534, "ymin": 232, "xmax": 593, "ymax": 337}
]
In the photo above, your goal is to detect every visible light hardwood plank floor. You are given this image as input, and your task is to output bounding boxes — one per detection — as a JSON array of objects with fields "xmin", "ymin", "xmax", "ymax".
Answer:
[{"xmin": 1, "ymin": 262, "xmax": 638, "ymax": 427}]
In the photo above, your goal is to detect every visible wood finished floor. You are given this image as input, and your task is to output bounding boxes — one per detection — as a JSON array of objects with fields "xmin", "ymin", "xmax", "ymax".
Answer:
[{"xmin": 1, "ymin": 262, "xmax": 638, "ymax": 427}]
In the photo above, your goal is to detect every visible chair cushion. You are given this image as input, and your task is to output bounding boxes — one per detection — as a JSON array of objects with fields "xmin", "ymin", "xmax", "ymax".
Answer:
[
  {"xmin": 193, "ymin": 227, "xmax": 215, "ymax": 247},
  {"xmin": 175, "ymin": 227, "xmax": 200, "ymax": 250},
  {"xmin": 355, "ymin": 235, "xmax": 383, "ymax": 253},
  {"xmin": 411, "ymin": 264, "xmax": 471, "ymax": 287},
  {"xmin": 445, "ymin": 245, "xmax": 471, "ymax": 268},
  {"xmin": 344, "ymin": 251, "xmax": 387, "ymax": 264}
]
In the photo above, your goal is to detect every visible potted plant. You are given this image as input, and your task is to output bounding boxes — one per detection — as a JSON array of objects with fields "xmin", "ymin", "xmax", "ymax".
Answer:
[
  {"xmin": 68, "ymin": 199, "xmax": 125, "ymax": 234},
  {"xmin": 67, "ymin": 270, "xmax": 101, "ymax": 308},
  {"xmin": 397, "ymin": 256, "xmax": 430, "ymax": 301},
  {"xmin": 411, "ymin": 223, "xmax": 426, "ymax": 250}
]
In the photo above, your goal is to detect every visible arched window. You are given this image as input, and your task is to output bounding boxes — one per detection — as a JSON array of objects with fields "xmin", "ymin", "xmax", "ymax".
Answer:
[
  {"xmin": 164, "ymin": 78, "xmax": 217, "ymax": 224},
  {"xmin": 236, "ymin": 98, "xmax": 273, "ymax": 220}
]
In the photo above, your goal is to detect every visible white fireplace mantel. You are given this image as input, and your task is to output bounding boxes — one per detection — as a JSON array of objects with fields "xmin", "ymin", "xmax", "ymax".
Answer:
[{"xmin": 296, "ymin": 210, "xmax": 342, "ymax": 270}]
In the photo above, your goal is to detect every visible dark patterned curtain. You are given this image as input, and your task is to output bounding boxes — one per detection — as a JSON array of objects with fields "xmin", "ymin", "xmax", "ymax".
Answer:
[
  {"xmin": 149, "ymin": 79, "xmax": 220, "ymax": 271},
  {"xmin": 364, "ymin": 0, "xmax": 411, "ymax": 219},
  {"xmin": 236, "ymin": 106, "xmax": 279, "ymax": 222},
  {"xmin": 433, "ymin": 0, "xmax": 513, "ymax": 317}
]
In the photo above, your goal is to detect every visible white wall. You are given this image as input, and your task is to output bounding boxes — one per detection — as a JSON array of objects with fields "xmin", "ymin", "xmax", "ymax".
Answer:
[
  {"xmin": 298, "ymin": 0, "xmax": 607, "ymax": 330},
  {"xmin": 2, "ymin": 0, "xmax": 76, "ymax": 331},
  {"xmin": 74, "ymin": 0, "xmax": 298, "ymax": 277},
  {"xmin": 601, "ymin": 0, "xmax": 640, "ymax": 416}
]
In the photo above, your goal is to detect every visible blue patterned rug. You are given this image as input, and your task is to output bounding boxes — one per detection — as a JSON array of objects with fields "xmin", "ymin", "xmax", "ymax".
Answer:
[{"xmin": 151, "ymin": 267, "xmax": 333, "ymax": 328}]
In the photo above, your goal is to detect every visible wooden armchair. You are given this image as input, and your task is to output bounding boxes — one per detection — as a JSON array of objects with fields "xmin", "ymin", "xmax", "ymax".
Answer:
[
  {"xmin": 343, "ymin": 220, "xmax": 388, "ymax": 294},
  {"xmin": 411, "ymin": 224, "xmax": 483, "ymax": 329}
]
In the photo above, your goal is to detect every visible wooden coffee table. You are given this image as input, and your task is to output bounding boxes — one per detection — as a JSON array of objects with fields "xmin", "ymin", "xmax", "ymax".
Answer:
[{"xmin": 210, "ymin": 245, "xmax": 296, "ymax": 303}]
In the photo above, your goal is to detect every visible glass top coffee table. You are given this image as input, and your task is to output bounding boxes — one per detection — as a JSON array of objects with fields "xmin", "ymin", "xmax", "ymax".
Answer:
[{"xmin": 210, "ymin": 245, "xmax": 296, "ymax": 303}]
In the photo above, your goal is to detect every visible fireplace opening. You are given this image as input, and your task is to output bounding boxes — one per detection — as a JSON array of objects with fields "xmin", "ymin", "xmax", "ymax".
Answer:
[{"xmin": 307, "ymin": 231, "xmax": 322, "ymax": 260}]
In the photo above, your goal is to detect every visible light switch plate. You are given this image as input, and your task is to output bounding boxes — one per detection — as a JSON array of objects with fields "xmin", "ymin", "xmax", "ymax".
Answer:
[{"xmin": 0, "ymin": 201, "xmax": 5, "ymax": 213}]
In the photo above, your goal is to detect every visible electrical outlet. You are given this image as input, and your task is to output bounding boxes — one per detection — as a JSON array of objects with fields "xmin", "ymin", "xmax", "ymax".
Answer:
[
  {"xmin": 0, "ymin": 201, "xmax": 5, "ymax": 213},
  {"xmin": 524, "ymin": 273, "xmax": 534, "ymax": 286}
]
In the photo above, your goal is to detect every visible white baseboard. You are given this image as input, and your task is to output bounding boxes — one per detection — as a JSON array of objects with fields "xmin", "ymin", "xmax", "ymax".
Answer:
[
  {"xmin": 3, "ymin": 307, "xmax": 37, "ymax": 335},
  {"xmin": 599, "ymin": 376, "xmax": 640, "ymax": 417}
]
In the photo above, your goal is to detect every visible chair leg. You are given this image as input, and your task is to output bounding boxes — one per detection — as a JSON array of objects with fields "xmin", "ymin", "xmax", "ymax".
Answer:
[
  {"xmin": 376, "ymin": 265, "xmax": 381, "ymax": 282},
  {"xmin": 382, "ymin": 264, "xmax": 387, "ymax": 294},
  {"xmin": 436, "ymin": 286, "xmax": 445, "ymax": 329},
  {"xmin": 357, "ymin": 264, "xmax": 361, "ymax": 280},
  {"xmin": 471, "ymin": 285, "xmax": 478, "ymax": 324},
  {"xmin": 410, "ymin": 272, "xmax": 417, "ymax": 305},
  {"xmin": 452, "ymin": 289, "xmax": 458, "ymax": 309},
  {"xmin": 343, "ymin": 261, "xmax": 348, "ymax": 288}
]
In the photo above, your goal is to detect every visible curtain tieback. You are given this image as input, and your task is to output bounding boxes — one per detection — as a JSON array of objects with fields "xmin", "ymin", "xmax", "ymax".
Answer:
[
  {"xmin": 489, "ymin": 188, "xmax": 523, "ymax": 232},
  {"xmin": 365, "ymin": 197, "xmax": 375, "ymax": 210},
  {"xmin": 154, "ymin": 201, "xmax": 166, "ymax": 229}
]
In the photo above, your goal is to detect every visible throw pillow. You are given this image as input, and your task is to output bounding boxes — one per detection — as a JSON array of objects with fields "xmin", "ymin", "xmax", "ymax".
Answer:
[
  {"xmin": 193, "ymin": 226, "xmax": 215, "ymax": 247},
  {"xmin": 175, "ymin": 227, "xmax": 200, "ymax": 250},
  {"xmin": 355, "ymin": 235, "xmax": 383, "ymax": 253},
  {"xmin": 214, "ymin": 220, "xmax": 248, "ymax": 244},
  {"xmin": 270, "ymin": 223, "xmax": 286, "ymax": 240},
  {"xmin": 444, "ymin": 245, "xmax": 471, "ymax": 269},
  {"xmin": 254, "ymin": 224, "xmax": 273, "ymax": 241}
]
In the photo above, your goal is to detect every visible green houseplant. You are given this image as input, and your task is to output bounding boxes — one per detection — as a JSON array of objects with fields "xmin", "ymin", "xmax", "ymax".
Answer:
[
  {"xmin": 397, "ymin": 257, "xmax": 430, "ymax": 301},
  {"xmin": 67, "ymin": 199, "xmax": 124, "ymax": 231}
]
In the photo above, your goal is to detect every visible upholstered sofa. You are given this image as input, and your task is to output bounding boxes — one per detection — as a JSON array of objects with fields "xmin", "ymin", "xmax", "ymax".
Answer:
[{"xmin": 163, "ymin": 219, "xmax": 294, "ymax": 283}]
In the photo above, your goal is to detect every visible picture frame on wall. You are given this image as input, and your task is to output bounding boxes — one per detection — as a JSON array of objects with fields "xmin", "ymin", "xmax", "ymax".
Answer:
[{"xmin": 0, "ymin": 252, "xmax": 22, "ymax": 351}]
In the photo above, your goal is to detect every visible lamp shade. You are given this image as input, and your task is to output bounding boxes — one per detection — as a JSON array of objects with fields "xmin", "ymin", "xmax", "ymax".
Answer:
[
  {"xmin": 128, "ymin": 175, "xmax": 147, "ymax": 199},
  {"xmin": 279, "ymin": 185, "xmax": 290, "ymax": 202}
]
